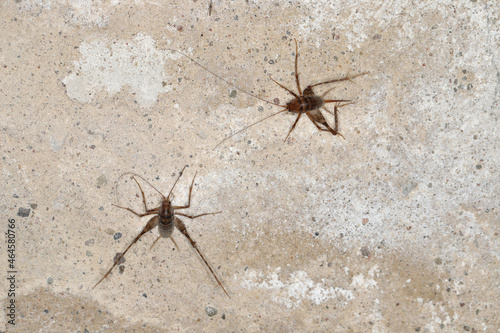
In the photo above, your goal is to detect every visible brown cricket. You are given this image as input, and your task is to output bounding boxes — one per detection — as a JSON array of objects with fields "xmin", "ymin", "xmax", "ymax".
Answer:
[
  {"xmin": 167, "ymin": 39, "xmax": 366, "ymax": 149},
  {"xmin": 93, "ymin": 166, "xmax": 229, "ymax": 298}
]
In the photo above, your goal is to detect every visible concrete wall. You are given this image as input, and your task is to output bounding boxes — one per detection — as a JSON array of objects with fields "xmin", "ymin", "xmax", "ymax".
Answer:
[{"xmin": 1, "ymin": 0, "xmax": 498, "ymax": 331}]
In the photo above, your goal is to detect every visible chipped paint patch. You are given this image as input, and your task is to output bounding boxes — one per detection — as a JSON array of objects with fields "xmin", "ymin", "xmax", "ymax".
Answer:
[
  {"xmin": 63, "ymin": 34, "xmax": 177, "ymax": 107},
  {"xmin": 242, "ymin": 268, "xmax": 354, "ymax": 308}
]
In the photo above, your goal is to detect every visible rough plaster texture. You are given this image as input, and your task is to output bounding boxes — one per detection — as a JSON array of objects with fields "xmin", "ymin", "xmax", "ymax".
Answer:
[{"xmin": 1, "ymin": 0, "xmax": 499, "ymax": 332}]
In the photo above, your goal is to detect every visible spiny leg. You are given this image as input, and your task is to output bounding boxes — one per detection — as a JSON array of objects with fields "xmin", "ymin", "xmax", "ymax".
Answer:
[
  {"xmin": 269, "ymin": 76, "xmax": 299, "ymax": 98},
  {"xmin": 174, "ymin": 217, "xmax": 230, "ymax": 298},
  {"xmin": 284, "ymin": 112, "xmax": 303, "ymax": 142},
  {"xmin": 321, "ymin": 101, "xmax": 353, "ymax": 139},
  {"xmin": 93, "ymin": 216, "xmax": 159, "ymax": 289},
  {"xmin": 324, "ymin": 105, "xmax": 344, "ymax": 139},
  {"xmin": 322, "ymin": 101, "xmax": 355, "ymax": 116},
  {"xmin": 112, "ymin": 176, "xmax": 159, "ymax": 217},
  {"xmin": 309, "ymin": 72, "xmax": 368, "ymax": 89},
  {"xmin": 172, "ymin": 172, "xmax": 197, "ymax": 210},
  {"xmin": 305, "ymin": 109, "xmax": 345, "ymax": 139},
  {"xmin": 172, "ymin": 173, "xmax": 221, "ymax": 217},
  {"xmin": 132, "ymin": 176, "xmax": 151, "ymax": 212},
  {"xmin": 112, "ymin": 204, "xmax": 158, "ymax": 218},
  {"xmin": 293, "ymin": 39, "xmax": 302, "ymax": 95},
  {"xmin": 176, "ymin": 211, "xmax": 222, "ymax": 219}
]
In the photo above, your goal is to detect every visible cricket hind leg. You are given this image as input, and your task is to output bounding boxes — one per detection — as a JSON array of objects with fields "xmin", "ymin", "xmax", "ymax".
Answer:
[
  {"xmin": 306, "ymin": 106, "xmax": 345, "ymax": 139},
  {"xmin": 174, "ymin": 217, "xmax": 230, "ymax": 298},
  {"xmin": 321, "ymin": 101, "xmax": 355, "ymax": 116},
  {"xmin": 93, "ymin": 216, "xmax": 159, "ymax": 289},
  {"xmin": 321, "ymin": 101, "xmax": 355, "ymax": 138}
]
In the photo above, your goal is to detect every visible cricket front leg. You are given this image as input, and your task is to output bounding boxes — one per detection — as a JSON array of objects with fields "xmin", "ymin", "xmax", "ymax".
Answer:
[
  {"xmin": 173, "ymin": 172, "xmax": 197, "ymax": 210},
  {"xmin": 284, "ymin": 112, "xmax": 303, "ymax": 142}
]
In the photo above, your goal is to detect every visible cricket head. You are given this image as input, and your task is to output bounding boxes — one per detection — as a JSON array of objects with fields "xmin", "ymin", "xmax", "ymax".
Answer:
[{"xmin": 159, "ymin": 195, "xmax": 174, "ymax": 220}]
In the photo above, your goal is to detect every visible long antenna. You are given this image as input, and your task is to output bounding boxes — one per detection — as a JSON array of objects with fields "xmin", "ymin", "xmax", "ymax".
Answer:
[
  {"xmin": 165, "ymin": 165, "xmax": 187, "ymax": 200},
  {"xmin": 115, "ymin": 166, "xmax": 187, "ymax": 204},
  {"xmin": 115, "ymin": 172, "xmax": 165, "ymax": 207},
  {"xmin": 213, "ymin": 109, "xmax": 288, "ymax": 150},
  {"xmin": 166, "ymin": 48, "xmax": 286, "ymax": 108}
]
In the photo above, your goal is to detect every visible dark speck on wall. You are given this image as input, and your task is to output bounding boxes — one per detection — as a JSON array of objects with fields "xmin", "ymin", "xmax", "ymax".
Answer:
[{"xmin": 17, "ymin": 207, "xmax": 31, "ymax": 217}]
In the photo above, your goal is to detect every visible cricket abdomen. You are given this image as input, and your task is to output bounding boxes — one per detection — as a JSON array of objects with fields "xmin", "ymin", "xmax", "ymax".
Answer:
[{"xmin": 286, "ymin": 96, "xmax": 324, "ymax": 113}]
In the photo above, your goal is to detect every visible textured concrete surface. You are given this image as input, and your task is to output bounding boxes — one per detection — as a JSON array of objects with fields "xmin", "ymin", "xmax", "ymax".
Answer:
[{"xmin": 1, "ymin": 0, "xmax": 499, "ymax": 332}]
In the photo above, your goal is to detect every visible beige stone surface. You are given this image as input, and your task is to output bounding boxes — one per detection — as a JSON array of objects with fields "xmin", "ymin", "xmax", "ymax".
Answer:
[{"xmin": 1, "ymin": 0, "xmax": 499, "ymax": 332}]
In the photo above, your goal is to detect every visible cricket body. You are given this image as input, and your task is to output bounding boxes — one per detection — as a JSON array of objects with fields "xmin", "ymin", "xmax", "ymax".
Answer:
[
  {"xmin": 93, "ymin": 166, "xmax": 230, "ymax": 298},
  {"xmin": 167, "ymin": 39, "xmax": 367, "ymax": 149}
]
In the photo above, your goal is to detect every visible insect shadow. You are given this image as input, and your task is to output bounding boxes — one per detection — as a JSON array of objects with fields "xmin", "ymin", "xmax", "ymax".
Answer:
[
  {"xmin": 93, "ymin": 166, "xmax": 230, "ymax": 298},
  {"xmin": 167, "ymin": 39, "xmax": 367, "ymax": 149}
]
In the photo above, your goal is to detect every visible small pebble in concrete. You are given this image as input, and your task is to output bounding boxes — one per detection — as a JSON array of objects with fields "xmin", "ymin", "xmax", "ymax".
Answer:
[
  {"xmin": 114, "ymin": 232, "xmax": 122, "ymax": 240},
  {"xmin": 205, "ymin": 306, "xmax": 218, "ymax": 317},
  {"xmin": 360, "ymin": 246, "xmax": 370, "ymax": 257},
  {"xmin": 85, "ymin": 239, "xmax": 94, "ymax": 246},
  {"xmin": 47, "ymin": 277, "xmax": 54, "ymax": 285},
  {"xmin": 17, "ymin": 207, "xmax": 31, "ymax": 217}
]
